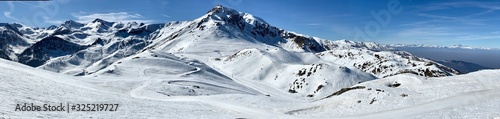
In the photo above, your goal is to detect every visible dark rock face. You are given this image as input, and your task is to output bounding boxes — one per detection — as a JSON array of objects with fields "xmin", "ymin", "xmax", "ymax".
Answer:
[
  {"xmin": 0, "ymin": 23, "xmax": 30, "ymax": 61},
  {"xmin": 19, "ymin": 36, "xmax": 84, "ymax": 67}
]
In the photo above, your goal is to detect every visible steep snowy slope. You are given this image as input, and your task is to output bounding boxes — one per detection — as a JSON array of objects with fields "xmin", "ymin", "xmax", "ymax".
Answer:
[
  {"xmin": 0, "ymin": 23, "xmax": 31, "ymax": 61},
  {"xmin": 19, "ymin": 36, "xmax": 86, "ymax": 67}
]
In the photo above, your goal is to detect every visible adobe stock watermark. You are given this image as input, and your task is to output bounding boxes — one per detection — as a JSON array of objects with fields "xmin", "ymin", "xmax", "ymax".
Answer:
[
  {"xmin": 3, "ymin": 0, "xmax": 68, "ymax": 27},
  {"xmin": 353, "ymin": 0, "xmax": 403, "ymax": 42}
]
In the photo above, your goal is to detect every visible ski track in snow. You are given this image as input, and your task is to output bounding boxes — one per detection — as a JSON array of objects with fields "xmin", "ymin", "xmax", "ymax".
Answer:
[
  {"xmin": 129, "ymin": 79, "xmax": 294, "ymax": 119},
  {"xmin": 179, "ymin": 67, "xmax": 201, "ymax": 77}
]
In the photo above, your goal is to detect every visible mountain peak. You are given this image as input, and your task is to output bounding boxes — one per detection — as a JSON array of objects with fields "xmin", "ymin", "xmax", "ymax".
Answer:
[
  {"xmin": 0, "ymin": 23, "xmax": 23, "ymax": 35},
  {"xmin": 207, "ymin": 5, "xmax": 230, "ymax": 14},
  {"xmin": 92, "ymin": 18, "xmax": 108, "ymax": 23},
  {"xmin": 63, "ymin": 20, "xmax": 77, "ymax": 24},
  {"xmin": 91, "ymin": 18, "xmax": 115, "ymax": 25},
  {"xmin": 204, "ymin": 5, "xmax": 270, "ymax": 27},
  {"xmin": 62, "ymin": 20, "xmax": 84, "ymax": 28}
]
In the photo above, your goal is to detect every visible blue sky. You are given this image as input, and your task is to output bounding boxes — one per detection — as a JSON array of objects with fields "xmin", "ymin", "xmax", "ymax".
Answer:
[{"xmin": 1, "ymin": 0, "xmax": 499, "ymax": 48}]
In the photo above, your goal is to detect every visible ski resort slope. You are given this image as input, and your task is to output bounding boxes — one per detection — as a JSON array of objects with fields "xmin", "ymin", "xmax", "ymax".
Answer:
[
  {"xmin": 0, "ymin": 59, "xmax": 245, "ymax": 118},
  {"xmin": 2, "ymin": 57, "xmax": 500, "ymax": 118}
]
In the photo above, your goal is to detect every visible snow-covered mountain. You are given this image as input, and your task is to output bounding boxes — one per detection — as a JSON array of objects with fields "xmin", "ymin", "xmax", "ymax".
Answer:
[
  {"xmin": 0, "ymin": 5, "xmax": 459, "ymax": 99},
  {"xmin": 1, "ymin": 5, "xmax": 499, "ymax": 118},
  {"xmin": 317, "ymin": 40, "xmax": 458, "ymax": 78},
  {"xmin": 0, "ymin": 23, "xmax": 31, "ymax": 61}
]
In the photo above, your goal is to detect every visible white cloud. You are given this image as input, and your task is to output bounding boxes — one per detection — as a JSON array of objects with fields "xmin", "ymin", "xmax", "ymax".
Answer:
[
  {"xmin": 455, "ymin": 34, "xmax": 500, "ymax": 41},
  {"xmin": 161, "ymin": 14, "xmax": 171, "ymax": 18},
  {"xmin": 416, "ymin": 13, "xmax": 486, "ymax": 25},
  {"xmin": 4, "ymin": 2, "xmax": 19, "ymax": 21},
  {"xmin": 397, "ymin": 27, "xmax": 454, "ymax": 37},
  {"xmin": 395, "ymin": 26, "xmax": 500, "ymax": 42},
  {"xmin": 491, "ymin": 31, "xmax": 500, "ymax": 34},
  {"xmin": 72, "ymin": 12, "xmax": 154, "ymax": 23},
  {"xmin": 416, "ymin": 1, "xmax": 500, "ymax": 12},
  {"xmin": 407, "ymin": 1, "xmax": 500, "ymax": 27},
  {"xmin": 4, "ymin": 12, "xmax": 14, "ymax": 20}
]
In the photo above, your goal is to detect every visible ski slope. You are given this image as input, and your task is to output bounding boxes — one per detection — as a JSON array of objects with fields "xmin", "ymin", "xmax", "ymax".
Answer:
[{"xmin": 2, "ymin": 58, "xmax": 500, "ymax": 118}]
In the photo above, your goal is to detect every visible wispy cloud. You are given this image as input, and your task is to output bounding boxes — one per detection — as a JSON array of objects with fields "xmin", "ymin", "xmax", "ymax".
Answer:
[
  {"xmin": 161, "ymin": 14, "xmax": 171, "ymax": 18},
  {"xmin": 397, "ymin": 27, "xmax": 455, "ymax": 37},
  {"xmin": 414, "ymin": 13, "xmax": 486, "ymax": 25},
  {"xmin": 72, "ymin": 12, "xmax": 155, "ymax": 23},
  {"xmin": 326, "ymin": 14, "xmax": 352, "ymax": 18},
  {"xmin": 35, "ymin": 15, "xmax": 63, "ymax": 25},
  {"xmin": 306, "ymin": 23, "xmax": 322, "ymax": 26},
  {"xmin": 3, "ymin": 2, "xmax": 19, "ymax": 21},
  {"xmin": 491, "ymin": 31, "xmax": 500, "ymax": 34},
  {"xmin": 454, "ymin": 34, "xmax": 500, "ymax": 41},
  {"xmin": 405, "ymin": 1, "xmax": 500, "ymax": 26},
  {"xmin": 415, "ymin": 1, "xmax": 500, "ymax": 12},
  {"xmin": 395, "ymin": 26, "xmax": 500, "ymax": 42}
]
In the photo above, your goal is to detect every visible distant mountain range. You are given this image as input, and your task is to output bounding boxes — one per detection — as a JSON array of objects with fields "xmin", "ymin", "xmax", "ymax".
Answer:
[
  {"xmin": 389, "ymin": 45, "xmax": 500, "ymax": 69},
  {"xmin": 387, "ymin": 44, "xmax": 500, "ymax": 50}
]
